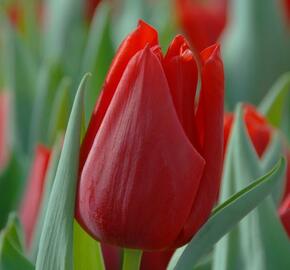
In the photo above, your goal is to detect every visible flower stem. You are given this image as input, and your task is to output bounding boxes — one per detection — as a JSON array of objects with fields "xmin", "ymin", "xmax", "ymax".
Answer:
[{"xmin": 122, "ymin": 249, "xmax": 142, "ymax": 270}]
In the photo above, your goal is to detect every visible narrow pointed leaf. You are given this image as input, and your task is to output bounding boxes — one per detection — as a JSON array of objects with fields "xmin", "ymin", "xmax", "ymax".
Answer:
[
  {"xmin": 35, "ymin": 74, "xmax": 89, "ymax": 270},
  {"xmin": 169, "ymin": 158, "xmax": 285, "ymax": 270},
  {"xmin": 0, "ymin": 214, "xmax": 34, "ymax": 270}
]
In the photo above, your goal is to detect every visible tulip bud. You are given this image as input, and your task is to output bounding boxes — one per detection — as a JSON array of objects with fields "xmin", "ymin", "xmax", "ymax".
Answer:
[
  {"xmin": 20, "ymin": 145, "xmax": 51, "ymax": 248},
  {"xmin": 76, "ymin": 20, "xmax": 224, "ymax": 251},
  {"xmin": 224, "ymin": 105, "xmax": 290, "ymax": 236},
  {"xmin": 224, "ymin": 105, "xmax": 273, "ymax": 158}
]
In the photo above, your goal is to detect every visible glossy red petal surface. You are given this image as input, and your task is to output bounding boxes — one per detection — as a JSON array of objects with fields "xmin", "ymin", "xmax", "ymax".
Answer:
[
  {"xmin": 163, "ymin": 35, "xmax": 200, "ymax": 148},
  {"xmin": 0, "ymin": 92, "xmax": 10, "ymax": 170},
  {"xmin": 176, "ymin": 0, "xmax": 227, "ymax": 53},
  {"xmin": 175, "ymin": 44, "xmax": 224, "ymax": 245},
  {"xmin": 20, "ymin": 145, "xmax": 51, "ymax": 248},
  {"xmin": 76, "ymin": 47, "xmax": 205, "ymax": 250},
  {"xmin": 80, "ymin": 21, "xmax": 158, "ymax": 170}
]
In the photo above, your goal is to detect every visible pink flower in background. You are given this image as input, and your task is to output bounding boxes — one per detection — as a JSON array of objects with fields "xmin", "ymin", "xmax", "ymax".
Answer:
[
  {"xmin": 0, "ymin": 92, "xmax": 10, "ymax": 170},
  {"xmin": 20, "ymin": 145, "xmax": 51, "ymax": 248}
]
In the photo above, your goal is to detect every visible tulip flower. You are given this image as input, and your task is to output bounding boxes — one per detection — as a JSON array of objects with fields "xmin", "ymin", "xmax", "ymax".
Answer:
[
  {"xmin": 175, "ymin": 0, "xmax": 227, "ymax": 53},
  {"xmin": 224, "ymin": 105, "xmax": 273, "ymax": 158},
  {"xmin": 284, "ymin": 0, "xmax": 290, "ymax": 23},
  {"xmin": 0, "ymin": 92, "xmax": 10, "ymax": 170},
  {"xmin": 279, "ymin": 195, "xmax": 290, "ymax": 237},
  {"xmin": 224, "ymin": 105, "xmax": 290, "ymax": 237},
  {"xmin": 76, "ymin": 20, "xmax": 224, "ymax": 251},
  {"xmin": 86, "ymin": 0, "xmax": 101, "ymax": 21},
  {"xmin": 20, "ymin": 144, "xmax": 51, "ymax": 248}
]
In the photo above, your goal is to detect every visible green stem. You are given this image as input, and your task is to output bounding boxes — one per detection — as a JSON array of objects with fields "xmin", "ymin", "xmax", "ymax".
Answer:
[{"xmin": 122, "ymin": 249, "xmax": 142, "ymax": 270}]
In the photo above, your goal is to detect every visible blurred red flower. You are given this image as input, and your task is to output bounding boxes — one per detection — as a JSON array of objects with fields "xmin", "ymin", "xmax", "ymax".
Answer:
[
  {"xmin": 0, "ymin": 92, "xmax": 10, "ymax": 170},
  {"xmin": 224, "ymin": 104, "xmax": 290, "ymax": 237},
  {"xmin": 175, "ymin": 0, "xmax": 227, "ymax": 53},
  {"xmin": 20, "ymin": 145, "xmax": 51, "ymax": 248}
]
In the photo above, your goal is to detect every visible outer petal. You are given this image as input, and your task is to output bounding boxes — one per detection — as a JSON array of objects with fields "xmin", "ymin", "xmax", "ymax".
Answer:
[
  {"xmin": 0, "ymin": 92, "xmax": 10, "ymax": 170},
  {"xmin": 76, "ymin": 47, "xmax": 205, "ymax": 250},
  {"xmin": 20, "ymin": 145, "xmax": 51, "ymax": 248},
  {"xmin": 176, "ymin": 0, "xmax": 227, "ymax": 53},
  {"xmin": 279, "ymin": 195, "xmax": 290, "ymax": 237},
  {"xmin": 141, "ymin": 250, "xmax": 174, "ymax": 270},
  {"xmin": 80, "ymin": 21, "xmax": 158, "ymax": 170},
  {"xmin": 243, "ymin": 104, "xmax": 272, "ymax": 158},
  {"xmin": 175, "ymin": 44, "xmax": 224, "ymax": 245},
  {"xmin": 101, "ymin": 243, "xmax": 121, "ymax": 270},
  {"xmin": 223, "ymin": 112, "xmax": 234, "ymax": 152},
  {"xmin": 163, "ymin": 35, "xmax": 199, "ymax": 148}
]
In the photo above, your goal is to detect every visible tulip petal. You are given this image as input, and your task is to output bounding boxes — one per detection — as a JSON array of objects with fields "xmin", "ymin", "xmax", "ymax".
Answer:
[
  {"xmin": 141, "ymin": 250, "xmax": 174, "ymax": 270},
  {"xmin": 243, "ymin": 104, "xmax": 272, "ymax": 157},
  {"xmin": 175, "ymin": 44, "xmax": 224, "ymax": 245},
  {"xmin": 279, "ymin": 195, "xmax": 290, "ymax": 237},
  {"xmin": 163, "ymin": 35, "xmax": 200, "ymax": 149},
  {"xmin": 80, "ymin": 21, "xmax": 158, "ymax": 169},
  {"xmin": 77, "ymin": 47, "xmax": 205, "ymax": 250}
]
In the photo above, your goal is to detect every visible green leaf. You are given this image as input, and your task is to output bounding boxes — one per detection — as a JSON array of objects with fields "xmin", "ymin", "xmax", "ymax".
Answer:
[
  {"xmin": 29, "ymin": 64, "xmax": 64, "ymax": 150},
  {"xmin": 73, "ymin": 221, "xmax": 105, "ymax": 270},
  {"xmin": 1, "ymin": 18, "xmax": 36, "ymax": 154},
  {"xmin": 212, "ymin": 105, "xmax": 290, "ymax": 270},
  {"xmin": 81, "ymin": 2, "xmax": 114, "ymax": 124},
  {"xmin": 169, "ymin": 158, "xmax": 285, "ymax": 270},
  {"xmin": 47, "ymin": 78, "xmax": 71, "ymax": 145},
  {"xmin": 223, "ymin": 0, "xmax": 290, "ymax": 107},
  {"xmin": 259, "ymin": 72, "xmax": 290, "ymax": 140},
  {"xmin": 259, "ymin": 72, "xmax": 290, "ymax": 126},
  {"xmin": 0, "ymin": 156, "xmax": 25, "ymax": 229},
  {"xmin": 35, "ymin": 74, "xmax": 89, "ymax": 270},
  {"xmin": 43, "ymin": 0, "xmax": 84, "ymax": 62},
  {"xmin": 0, "ymin": 214, "xmax": 34, "ymax": 270}
]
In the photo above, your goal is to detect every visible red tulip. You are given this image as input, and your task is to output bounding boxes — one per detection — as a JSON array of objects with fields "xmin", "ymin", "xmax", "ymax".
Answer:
[
  {"xmin": 86, "ymin": 0, "xmax": 102, "ymax": 21},
  {"xmin": 175, "ymin": 0, "xmax": 227, "ymax": 53},
  {"xmin": 20, "ymin": 145, "xmax": 51, "ymax": 248},
  {"xmin": 76, "ymin": 20, "xmax": 224, "ymax": 250},
  {"xmin": 224, "ymin": 105, "xmax": 273, "ymax": 158},
  {"xmin": 7, "ymin": 3, "xmax": 22, "ymax": 27},
  {"xmin": 0, "ymin": 92, "xmax": 10, "ymax": 170},
  {"xmin": 223, "ymin": 105, "xmax": 290, "ymax": 237},
  {"xmin": 284, "ymin": 0, "xmax": 290, "ymax": 23},
  {"xmin": 279, "ymin": 195, "xmax": 290, "ymax": 237}
]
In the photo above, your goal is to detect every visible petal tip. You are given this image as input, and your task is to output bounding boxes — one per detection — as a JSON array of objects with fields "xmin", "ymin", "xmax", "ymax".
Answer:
[{"xmin": 200, "ymin": 43, "xmax": 221, "ymax": 64}]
